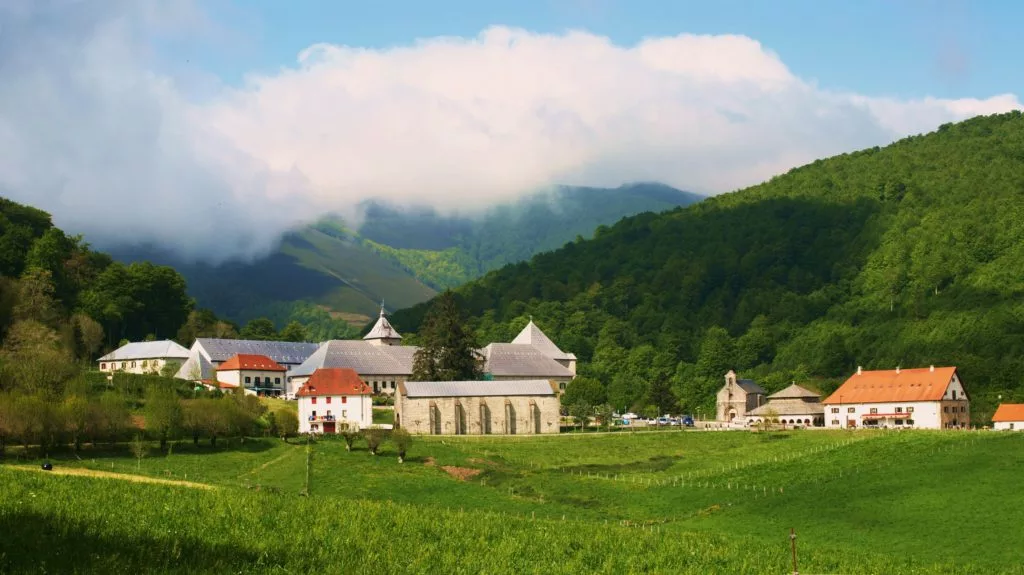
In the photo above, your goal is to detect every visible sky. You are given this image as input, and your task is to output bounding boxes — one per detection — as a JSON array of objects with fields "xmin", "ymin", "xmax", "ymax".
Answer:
[{"xmin": 1, "ymin": 0, "xmax": 1021, "ymax": 262}]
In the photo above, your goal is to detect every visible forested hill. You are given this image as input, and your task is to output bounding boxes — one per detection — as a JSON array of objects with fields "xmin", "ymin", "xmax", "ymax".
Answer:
[
  {"xmin": 0, "ymin": 197, "xmax": 236, "ymax": 366},
  {"xmin": 392, "ymin": 112, "xmax": 1024, "ymax": 422}
]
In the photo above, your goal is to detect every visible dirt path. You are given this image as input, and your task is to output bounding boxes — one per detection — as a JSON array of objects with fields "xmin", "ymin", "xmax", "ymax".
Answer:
[
  {"xmin": 237, "ymin": 447, "xmax": 299, "ymax": 479},
  {"xmin": 5, "ymin": 465, "xmax": 217, "ymax": 490}
]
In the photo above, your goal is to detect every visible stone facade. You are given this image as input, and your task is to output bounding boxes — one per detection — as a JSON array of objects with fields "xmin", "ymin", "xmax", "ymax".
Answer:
[
  {"xmin": 715, "ymin": 370, "xmax": 766, "ymax": 422},
  {"xmin": 396, "ymin": 381, "xmax": 561, "ymax": 435}
]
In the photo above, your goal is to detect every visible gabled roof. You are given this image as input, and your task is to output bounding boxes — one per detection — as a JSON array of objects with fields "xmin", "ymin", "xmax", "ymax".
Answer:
[
  {"xmin": 749, "ymin": 398, "xmax": 824, "ymax": 417},
  {"xmin": 511, "ymin": 320, "xmax": 576, "ymax": 361},
  {"xmin": 296, "ymin": 368, "xmax": 372, "ymax": 397},
  {"xmin": 729, "ymin": 378, "xmax": 766, "ymax": 395},
  {"xmin": 174, "ymin": 351, "xmax": 214, "ymax": 381},
  {"xmin": 401, "ymin": 380, "xmax": 557, "ymax": 398},
  {"xmin": 992, "ymin": 404, "xmax": 1024, "ymax": 422},
  {"xmin": 290, "ymin": 340, "xmax": 417, "ymax": 378},
  {"xmin": 480, "ymin": 343, "xmax": 574, "ymax": 379},
  {"xmin": 363, "ymin": 308, "xmax": 402, "ymax": 341},
  {"xmin": 99, "ymin": 340, "xmax": 190, "ymax": 362},
  {"xmin": 194, "ymin": 338, "xmax": 319, "ymax": 365},
  {"xmin": 822, "ymin": 367, "xmax": 958, "ymax": 404},
  {"xmin": 769, "ymin": 383, "xmax": 821, "ymax": 400},
  {"xmin": 217, "ymin": 354, "xmax": 286, "ymax": 372}
]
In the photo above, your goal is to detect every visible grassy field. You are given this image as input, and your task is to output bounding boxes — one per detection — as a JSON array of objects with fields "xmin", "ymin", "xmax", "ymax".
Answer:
[{"xmin": 2, "ymin": 429, "xmax": 1022, "ymax": 574}]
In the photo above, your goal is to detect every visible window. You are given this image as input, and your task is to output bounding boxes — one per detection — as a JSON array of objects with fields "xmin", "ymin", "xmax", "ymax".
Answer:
[
  {"xmin": 895, "ymin": 407, "xmax": 903, "ymax": 413},
  {"xmin": 960, "ymin": 406, "xmax": 966, "ymax": 413},
  {"xmin": 342, "ymin": 396, "xmax": 347, "ymax": 404},
  {"xmin": 907, "ymin": 407, "xmax": 914, "ymax": 413},
  {"xmin": 101, "ymin": 363, "xmax": 107, "ymax": 370},
  {"xmin": 245, "ymin": 376, "xmax": 251, "ymax": 384},
  {"xmin": 559, "ymin": 382, "xmax": 566, "ymax": 391},
  {"xmin": 275, "ymin": 377, "xmax": 281, "ymax": 384},
  {"xmin": 847, "ymin": 407, "xmax": 855, "ymax": 413},
  {"xmin": 894, "ymin": 419, "xmax": 904, "ymax": 425},
  {"xmin": 870, "ymin": 408, "xmax": 878, "ymax": 414},
  {"xmin": 831, "ymin": 408, "xmax": 839, "ymax": 414},
  {"xmin": 391, "ymin": 381, "xmax": 396, "ymax": 389},
  {"xmin": 952, "ymin": 390, "xmax": 957, "ymax": 400},
  {"xmin": 142, "ymin": 360, "xmax": 148, "ymax": 368},
  {"xmin": 831, "ymin": 419, "xmax": 840, "ymax": 426},
  {"xmin": 121, "ymin": 362, "xmax": 126, "ymax": 369},
  {"xmin": 311, "ymin": 397, "xmax": 317, "ymax": 405},
  {"xmin": 906, "ymin": 419, "xmax": 915, "ymax": 426},
  {"xmin": 326, "ymin": 397, "xmax": 332, "ymax": 404},
  {"xmin": 131, "ymin": 361, "xmax": 136, "ymax": 368},
  {"xmin": 1011, "ymin": 423, "xmax": 1015, "ymax": 430},
  {"xmin": 342, "ymin": 410, "xmax": 347, "ymax": 418},
  {"xmin": 943, "ymin": 406, "xmax": 949, "ymax": 413}
]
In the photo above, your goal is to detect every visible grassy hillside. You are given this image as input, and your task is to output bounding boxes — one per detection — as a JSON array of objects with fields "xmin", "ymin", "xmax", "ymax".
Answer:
[
  {"xmin": 114, "ymin": 183, "xmax": 699, "ymax": 329},
  {"xmin": 392, "ymin": 112, "xmax": 1024, "ymax": 421},
  {"xmin": 3, "ymin": 430, "xmax": 1022, "ymax": 573}
]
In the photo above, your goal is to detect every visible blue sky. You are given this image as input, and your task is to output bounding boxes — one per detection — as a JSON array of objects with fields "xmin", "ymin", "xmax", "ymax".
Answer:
[{"xmin": 196, "ymin": 0, "xmax": 1021, "ymax": 99}]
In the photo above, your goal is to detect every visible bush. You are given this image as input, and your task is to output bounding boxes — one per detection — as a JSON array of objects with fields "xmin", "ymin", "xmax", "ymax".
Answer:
[
  {"xmin": 391, "ymin": 428, "xmax": 412, "ymax": 463},
  {"xmin": 363, "ymin": 427, "xmax": 387, "ymax": 455}
]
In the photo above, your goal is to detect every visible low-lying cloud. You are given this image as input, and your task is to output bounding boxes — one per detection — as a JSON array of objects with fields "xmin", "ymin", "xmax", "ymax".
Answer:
[{"xmin": 0, "ymin": 0, "xmax": 1020, "ymax": 263}]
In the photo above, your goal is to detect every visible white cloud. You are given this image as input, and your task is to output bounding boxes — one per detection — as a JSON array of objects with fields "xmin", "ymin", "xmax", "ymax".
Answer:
[{"xmin": 0, "ymin": 1, "xmax": 1020, "ymax": 262}]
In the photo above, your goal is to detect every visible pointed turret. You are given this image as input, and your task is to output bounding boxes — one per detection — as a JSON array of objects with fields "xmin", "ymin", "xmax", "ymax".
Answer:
[
  {"xmin": 363, "ymin": 305, "xmax": 402, "ymax": 346},
  {"xmin": 511, "ymin": 319, "xmax": 577, "ymax": 374}
]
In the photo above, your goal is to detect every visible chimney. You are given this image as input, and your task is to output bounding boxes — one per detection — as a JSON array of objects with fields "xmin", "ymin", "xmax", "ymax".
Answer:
[
  {"xmin": 930, "ymin": 365, "xmax": 935, "ymax": 372},
  {"xmin": 857, "ymin": 366, "xmax": 862, "ymax": 375}
]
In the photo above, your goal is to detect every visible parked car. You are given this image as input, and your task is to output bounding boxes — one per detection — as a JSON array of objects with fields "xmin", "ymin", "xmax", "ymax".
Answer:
[{"xmin": 681, "ymin": 415, "xmax": 695, "ymax": 427}]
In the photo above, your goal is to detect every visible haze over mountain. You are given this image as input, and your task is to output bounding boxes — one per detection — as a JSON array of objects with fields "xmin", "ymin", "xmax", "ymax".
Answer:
[
  {"xmin": 1, "ymin": 1, "xmax": 1020, "ymax": 265},
  {"xmin": 112, "ymin": 183, "xmax": 701, "ymax": 334},
  {"xmin": 392, "ymin": 112, "xmax": 1024, "ymax": 422}
]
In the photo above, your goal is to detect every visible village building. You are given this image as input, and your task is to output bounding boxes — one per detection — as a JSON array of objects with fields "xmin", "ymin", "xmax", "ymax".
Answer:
[
  {"xmin": 175, "ymin": 338, "xmax": 319, "ymax": 381},
  {"xmin": 213, "ymin": 354, "xmax": 287, "ymax": 396},
  {"xmin": 821, "ymin": 366, "xmax": 969, "ymax": 429},
  {"xmin": 747, "ymin": 383, "xmax": 825, "ymax": 428},
  {"xmin": 288, "ymin": 316, "xmax": 577, "ymax": 397},
  {"xmin": 991, "ymin": 404, "xmax": 1024, "ymax": 431},
  {"xmin": 715, "ymin": 370, "xmax": 766, "ymax": 422},
  {"xmin": 296, "ymin": 368, "xmax": 373, "ymax": 434},
  {"xmin": 395, "ymin": 380, "xmax": 560, "ymax": 435},
  {"xmin": 98, "ymin": 340, "xmax": 190, "ymax": 375}
]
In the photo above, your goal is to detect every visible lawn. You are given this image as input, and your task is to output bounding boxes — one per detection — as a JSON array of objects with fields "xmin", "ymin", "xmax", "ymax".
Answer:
[{"xmin": 2, "ymin": 430, "xmax": 1022, "ymax": 574}]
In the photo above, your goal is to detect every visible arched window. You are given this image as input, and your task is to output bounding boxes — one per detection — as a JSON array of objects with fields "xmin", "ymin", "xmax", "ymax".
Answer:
[
  {"xmin": 505, "ymin": 400, "xmax": 517, "ymax": 435},
  {"xmin": 529, "ymin": 400, "xmax": 541, "ymax": 434},
  {"xmin": 479, "ymin": 403, "xmax": 492, "ymax": 434},
  {"xmin": 429, "ymin": 402, "xmax": 441, "ymax": 435},
  {"xmin": 454, "ymin": 402, "xmax": 466, "ymax": 435}
]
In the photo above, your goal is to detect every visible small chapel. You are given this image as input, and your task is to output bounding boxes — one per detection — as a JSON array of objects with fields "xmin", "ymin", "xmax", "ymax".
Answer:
[{"xmin": 715, "ymin": 370, "xmax": 766, "ymax": 422}]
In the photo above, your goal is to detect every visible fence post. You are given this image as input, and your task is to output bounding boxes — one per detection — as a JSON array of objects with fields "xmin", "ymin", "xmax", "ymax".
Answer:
[{"xmin": 790, "ymin": 528, "xmax": 799, "ymax": 575}]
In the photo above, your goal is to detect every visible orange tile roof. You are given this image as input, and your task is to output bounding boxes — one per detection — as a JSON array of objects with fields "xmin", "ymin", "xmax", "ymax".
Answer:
[
  {"xmin": 296, "ymin": 368, "xmax": 372, "ymax": 397},
  {"xmin": 822, "ymin": 367, "xmax": 959, "ymax": 404},
  {"xmin": 992, "ymin": 404, "xmax": 1024, "ymax": 422},
  {"xmin": 217, "ymin": 354, "xmax": 286, "ymax": 372}
]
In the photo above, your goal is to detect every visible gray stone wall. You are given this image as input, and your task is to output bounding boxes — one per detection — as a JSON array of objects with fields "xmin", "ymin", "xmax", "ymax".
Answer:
[{"xmin": 396, "ymin": 394, "xmax": 560, "ymax": 435}]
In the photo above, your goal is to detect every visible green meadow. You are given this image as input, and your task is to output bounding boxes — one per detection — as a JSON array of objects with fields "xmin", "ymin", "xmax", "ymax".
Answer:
[{"xmin": 2, "ymin": 429, "xmax": 1022, "ymax": 574}]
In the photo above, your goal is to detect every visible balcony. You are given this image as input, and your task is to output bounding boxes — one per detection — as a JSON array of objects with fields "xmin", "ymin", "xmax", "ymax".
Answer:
[{"xmin": 307, "ymin": 415, "xmax": 338, "ymax": 423}]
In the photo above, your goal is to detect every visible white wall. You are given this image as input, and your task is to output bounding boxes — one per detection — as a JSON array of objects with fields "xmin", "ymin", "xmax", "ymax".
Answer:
[
  {"xmin": 994, "ymin": 421, "xmax": 1023, "ymax": 431},
  {"xmin": 288, "ymin": 373, "xmax": 405, "ymax": 398},
  {"xmin": 298, "ymin": 394, "xmax": 373, "ymax": 433},
  {"xmin": 823, "ymin": 401, "xmax": 947, "ymax": 429},
  {"xmin": 217, "ymin": 369, "xmax": 286, "ymax": 393},
  {"xmin": 99, "ymin": 357, "xmax": 180, "ymax": 375}
]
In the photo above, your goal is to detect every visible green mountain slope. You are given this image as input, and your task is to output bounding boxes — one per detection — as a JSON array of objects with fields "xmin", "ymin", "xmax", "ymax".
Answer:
[
  {"xmin": 391, "ymin": 112, "xmax": 1024, "ymax": 421},
  {"xmin": 114, "ymin": 183, "xmax": 700, "ymax": 330}
]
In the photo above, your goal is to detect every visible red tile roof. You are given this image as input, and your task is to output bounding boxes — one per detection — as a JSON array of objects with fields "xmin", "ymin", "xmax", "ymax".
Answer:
[
  {"xmin": 217, "ymin": 354, "xmax": 286, "ymax": 372},
  {"xmin": 296, "ymin": 368, "xmax": 372, "ymax": 397},
  {"xmin": 992, "ymin": 404, "xmax": 1024, "ymax": 422},
  {"xmin": 822, "ymin": 367, "xmax": 958, "ymax": 404}
]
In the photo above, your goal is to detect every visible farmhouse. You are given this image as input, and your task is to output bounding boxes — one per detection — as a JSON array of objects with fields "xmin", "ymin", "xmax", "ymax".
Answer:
[
  {"xmin": 822, "ymin": 366, "xmax": 969, "ymax": 429},
  {"xmin": 175, "ymin": 338, "xmax": 319, "ymax": 381},
  {"xmin": 715, "ymin": 370, "xmax": 766, "ymax": 422},
  {"xmin": 992, "ymin": 404, "xmax": 1024, "ymax": 431},
  {"xmin": 395, "ymin": 380, "xmax": 560, "ymax": 435},
  {"xmin": 214, "ymin": 354, "xmax": 287, "ymax": 396},
  {"xmin": 747, "ymin": 383, "xmax": 824, "ymax": 428},
  {"xmin": 296, "ymin": 368, "xmax": 373, "ymax": 433},
  {"xmin": 98, "ymin": 340, "xmax": 190, "ymax": 375}
]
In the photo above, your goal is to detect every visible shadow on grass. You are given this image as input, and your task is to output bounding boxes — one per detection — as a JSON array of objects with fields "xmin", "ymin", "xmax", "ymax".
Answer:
[
  {"xmin": 0, "ymin": 511, "xmax": 280, "ymax": 574},
  {"xmin": 3, "ymin": 437, "xmax": 279, "ymax": 465},
  {"xmin": 566, "ymin": 455, "xmax": 679, "ymax": 474}
]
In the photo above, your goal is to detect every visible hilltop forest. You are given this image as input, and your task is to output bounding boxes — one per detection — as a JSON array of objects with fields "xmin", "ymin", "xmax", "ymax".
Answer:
[{"xmin": 393, "ymin": 112, "xmax": 1024, "ymax": 422}]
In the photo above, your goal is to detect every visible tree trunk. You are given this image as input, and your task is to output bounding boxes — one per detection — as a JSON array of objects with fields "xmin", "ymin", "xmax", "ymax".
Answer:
[
  {"xmin": 159, "ymin": 433, "xmax": 167, "ymax": 452},
  {"xmin": 74, "ymin": 435, "xmax": 81, "ymax": 453},
  {"xmin": 210, "ymin": 434, "xmax": 217, "ymax": 447},
  {"xmin": 192, "ymin": 431, "xmax": 200, "ymax": 446}
]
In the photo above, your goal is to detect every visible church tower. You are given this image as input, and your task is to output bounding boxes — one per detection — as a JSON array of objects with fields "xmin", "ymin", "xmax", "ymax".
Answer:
[{"xmin": 363, "ymin": 305, "xmax": 402, "ymax": 347}]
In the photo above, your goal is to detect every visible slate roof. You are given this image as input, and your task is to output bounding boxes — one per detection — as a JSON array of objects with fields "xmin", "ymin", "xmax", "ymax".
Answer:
[
  {"xmin": 749, "ymin": 398, "xmax": 824, "ymax": 417},
  {"xmin": 480, "ymin": 343, "xmax": 574, "ymax": 379},
  {"xmin": 99, "ymin": 340, "xmax": 190, "ymax": 362},
  {"xmin": 401, "ymin": 380, "xmax": 557, "ymax": 398},
  {"xmin": 296, "ymin": 368, "xmax": 372, "ymax": 397},
  {"xmin": 290, "ymin": 340, "xmax": 418, "ymax": 378},
  {"xmin": 768, "ymin": 383, "xmax": 821, "ymax": 400},
  {"xmin": 217, "ymin": 354, "xmax": 287, "ymax": 372},
  {"xmin": 736, "ymin": 379, "xmax": 766, "ymax": 395},
  {"xmin": 194, "ymin": 338, "xmax": 319, "ymax": 365},
  {"xmin": 822, "ymin": 367, "xmax": 958, "ymax": 404},
  {"xmin": 511, "ymin": 320, "xmax": 576, "ymax": 361},
  {"xmin": 364, "ymin": 309, "xmax": 402, "ymax": 342},
  {"xmin": 175, "ymin": 352, "xmax": 214, "ymax": 381}
]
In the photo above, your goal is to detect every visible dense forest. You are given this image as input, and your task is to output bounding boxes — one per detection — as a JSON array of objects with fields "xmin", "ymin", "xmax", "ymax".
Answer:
[{"xmin": 392, "ymin": 112, "xmax": 1024, "ymax": 422}]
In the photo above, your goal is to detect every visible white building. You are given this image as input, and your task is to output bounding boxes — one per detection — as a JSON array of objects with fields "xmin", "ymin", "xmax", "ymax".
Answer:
[
  {"xmin": 98, "ymin": 340, "xmax": 190, "ymax": 375},
  {"xmin": 215, "ymin": 354, "xmax": 287, "ymax": 397},
  {"xmin": 992, "ymin": 404, "xmax": 1024, "ymax": 431},
  {"xmin": 175, "ymin": 338, "xmax": 319, "ymax": 381},
  {"xmin": 747, "ymin": 383, "xmax": 824, "ymax": 428},
  {"xmin": 822, "ymin": 366, "xmax": 970, "ymax": 430},
  {"xmin": 296, "ymin": 368, "xmax": 374, "ymax": 434}
]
